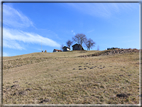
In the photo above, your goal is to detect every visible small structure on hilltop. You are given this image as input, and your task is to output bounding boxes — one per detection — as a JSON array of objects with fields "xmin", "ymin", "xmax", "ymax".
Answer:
[
  {"xmin": 63, "ymin": 46, "xmax": 70, "ymax": 52},
  {"xmin": 72, "ymin": 44, "xmax": 84, "ymax": 50},
  {"xmin": 107, "ymin": 47, "xmax": 120, "ymax": 50},
  {"xmin": 53, "ymin": 49, "xmax": 62, "ymax": 52}
]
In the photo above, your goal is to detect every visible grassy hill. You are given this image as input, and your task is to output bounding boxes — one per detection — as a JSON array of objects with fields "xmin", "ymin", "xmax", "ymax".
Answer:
[{"xmin": 3, "ymin": 50, "xmax": 140, "ymax": 104}]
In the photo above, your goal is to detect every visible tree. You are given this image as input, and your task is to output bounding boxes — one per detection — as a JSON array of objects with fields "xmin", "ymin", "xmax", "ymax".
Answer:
[
  {"xmin": 85, "ymin": 38, "xmax": 95, "ymax": 50},
  {"xmin": 72, "ymin": 33, "xmax": 87, "ymax": 47},
  {"xmin": 66, "ymin": 40, "xmax": 73, "ymax": 49}
]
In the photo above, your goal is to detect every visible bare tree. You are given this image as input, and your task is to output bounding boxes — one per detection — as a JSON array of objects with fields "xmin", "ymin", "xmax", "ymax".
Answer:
[
  {"xmin": 72, "ymin": 33, "xmax": 87, "ymax": 50},
  {"xmin": 85, "ymin": 38, "xmax": 95, "ymax": 50},
  {"xmin": 72, "ymin": 33, "xmax": 87, "ymax": 46},
  {"xmin": 66, "ymin": 40, "xmax": 73, "ymax": 49}
]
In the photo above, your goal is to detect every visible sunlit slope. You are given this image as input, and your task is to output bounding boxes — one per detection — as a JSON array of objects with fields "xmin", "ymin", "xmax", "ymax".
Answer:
[{"xmin": 3, "ymin": 50, "xmax": 140, "ymax": 104}]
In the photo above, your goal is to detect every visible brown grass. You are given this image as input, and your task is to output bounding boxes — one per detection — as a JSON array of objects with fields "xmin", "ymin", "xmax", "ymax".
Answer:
[{"xmin": 3, "ymin": 50, "xmax": 140, "ymax": 104}]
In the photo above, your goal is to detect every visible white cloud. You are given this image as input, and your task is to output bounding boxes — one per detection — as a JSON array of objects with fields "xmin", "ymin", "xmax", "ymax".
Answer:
[
  {"xmin": 3, "ymin": 39, "xmax": 25, "ymax": 50},
  {"xmin": 3, "ymin": 4, "xmax": 34, "ymax": 28},
  {"xmin": 3, "ymin": 28, "xmax": 61, "ymax": 50},
  {"xmin": 3, "ymin": 4, "xmax": 61, "ymax": 50},
  {"xmin": 71, "ymin": 30, "xmax": 75, "ymax": 35}
]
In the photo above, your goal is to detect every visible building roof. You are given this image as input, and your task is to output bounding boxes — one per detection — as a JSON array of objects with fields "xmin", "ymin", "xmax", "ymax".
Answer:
[
  {"xmin": 63, "ymin": 46, "xmax": 70, "ymax": 49},
  {"xmin": 72, "ymin": 43, "xmax": 82, "ymax": 47},
  {"xmin": 54, "ymin": 49, "xmax": 62, "ymax": 51},
  {"xmin": 72, "ymin": 44, "xmax": 84, "ymax": 50}
]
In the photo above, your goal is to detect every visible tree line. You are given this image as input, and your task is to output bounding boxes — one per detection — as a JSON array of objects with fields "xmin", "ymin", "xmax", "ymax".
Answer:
[{"xmin": 62, "ymin": 33, "xmax": 96, "ymax": 51}]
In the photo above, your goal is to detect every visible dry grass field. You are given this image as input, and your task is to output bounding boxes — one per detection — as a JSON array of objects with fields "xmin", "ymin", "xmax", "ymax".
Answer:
[{"xmin": 3, "ymin": 50, "xmax": 140, "ymax": 104}]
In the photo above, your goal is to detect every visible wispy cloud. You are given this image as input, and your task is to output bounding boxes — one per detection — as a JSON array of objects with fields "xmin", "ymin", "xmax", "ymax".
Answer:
[
  {"xmin": 67, "ymin": 3, "xmax": 138, "ymax": 18},
  {"xmin": 71, "ymin": 30, "xmax": 75, "ymax": 35},
  {"xmin": 3, "ymin": 39, "xmax": 25, "ymax": 50},
  {"xmin": 67, "ymin": 3, "xmax": 111, "ymax": 18},
  {"xmin": 3, "ymin": 4, "xmax": 61, "ymax": 50},
  {"xmin": 3, "ymin": 4, "xmax": 34, "ymax": 28},
  {"xmin": 3, "ymin": 28, "xmax": 61, "ymax": 50}
]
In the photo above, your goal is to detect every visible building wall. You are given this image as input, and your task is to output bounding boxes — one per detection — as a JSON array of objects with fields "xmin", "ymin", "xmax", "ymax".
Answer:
[
  {"xmin": 63, "ymin": 47, "xmax": 70, "ymax": 51},
  {"xmin": 53, "ymin": 49, "xmax": 57, "ymax": 52},
  {"xmin": 63, "ymin": 48, "xmax": 67, "ymax": 51},
  {"xmin": 73, "ymin": 45, "xmax": 82, "ymax": 50}
]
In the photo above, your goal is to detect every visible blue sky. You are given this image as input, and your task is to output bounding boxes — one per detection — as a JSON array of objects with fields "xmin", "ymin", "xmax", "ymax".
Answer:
[{"xmin": 3, "ymin": 3, "xmax": 140, "ymax": 56}]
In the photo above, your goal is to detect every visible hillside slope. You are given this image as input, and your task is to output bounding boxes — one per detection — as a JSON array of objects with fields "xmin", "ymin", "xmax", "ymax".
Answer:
[{"xmin": 3, "ymin": 50, "xmax": 140, "ymax": 104}]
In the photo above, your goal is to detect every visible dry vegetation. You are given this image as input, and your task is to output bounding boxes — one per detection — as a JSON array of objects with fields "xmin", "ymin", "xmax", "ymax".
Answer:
[{"xmin": 3, "ymin": 50, "xmax": 140, "ymax": 104}]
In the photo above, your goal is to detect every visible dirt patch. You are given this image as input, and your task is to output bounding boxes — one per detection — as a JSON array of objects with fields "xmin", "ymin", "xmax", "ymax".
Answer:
[
  {"xmin": 18, "ymin": 91, "xmax": 27, "ymax": 95},
  {"xmin": 25, "ymin": 88, "xmax": 32, "ymax": 91},
  {"xmin": 11, "ymin": 84, "xmax": 20, "ymax": 89},
  {"xmin": 116, "ymin": 93, "xmax": 131, "ymax": 98},
  {"xmin": 39, "ymin": 99, "xmax": 50, "ymax": 103},
  {"xmin": 13, "ymin": 81, "xmax": 18, "ymax": 83}
]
